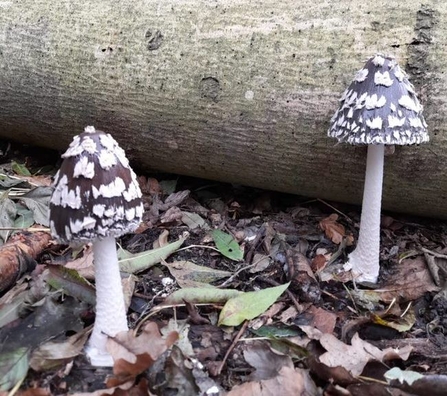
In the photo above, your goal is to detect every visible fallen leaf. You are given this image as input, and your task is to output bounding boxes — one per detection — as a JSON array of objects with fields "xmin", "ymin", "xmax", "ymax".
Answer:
[
  {"xmin": 227, "ymin": 366, "xmax": 318, "ymax": 396},
  {"xmin": 70, "ymin": 380, "xmax": 136, "ymax": 396},
  {"xmin": 249, "ymin": 253, "xmax": 271, "ymax": 273},
  {"xmin": 118, "ymin": 236, "xmax": 185, "ymax": 273},
  {"xmin": 162, "ymin": 287, "xmax": 241, "ymax": 306},
  {"xmin": 181, "ymin": 211, "xmax": 210, "ymax": 230},
  {"xmin": 318, "ymin": 333, "xmax": 410, "ymax": 377},
  {"xmin": 0, "ymin": 289, "xmax": 28, "ymax": 327},
  {"xmin": 243, "ymin": 341, "xmax": 293, "ymax": 380},
  {"xmin": 212, "ymin": 229, "xmax": 244, "ymax": 261},
  {"xmin": 106, "ymin": 322, "xmax": 178, "ymax": 385},
  {"xmin": 371, "ymin": 308, "xmax": 416, "ymax": 333},
  {"xmin": 361, "ymin": 257, "xmax": 439, "ymax": 303},
  {"xmin": 305, "ymin": 306, "xmax": 337, "ymax": 334},
  {"xmin": 218, "ymin": 283, "xmax": 290, "ymax": 327},
  {"xmin": 11, "ymin": 161, "xmax": 31, "ymax": 177},
  {"xmin": 18, "ymin": 187, "xmax": 52, "ymax": 227},
  {"xmin": 319, "ymin": 214, "xmax": 353, "ymax": 245},
  {"xmin": 0, "ymin": 195, "xmax": 17, "ymax": 243},
  {"xmin": 29, "ymin": 327, "xmax": 90, "ymax": 371},
  {"xmin": 45, "ymin": 266, "xmax": 96, "ymax": 305},
  {"xmin": 65, "ymin": 245, "xmax": 95, "ymax": 280},
  {"xmin": 160, "ymin": 206, "xmax": 183, "ymax": 224},
  {"xmin": 385, "ymin": 367, "xmax": 447, "ymax": 396},
  {"xmin": 164, "ymin": 260, "xmax": 232, "ymax": 288},
  {"xmin": 0, "ymin": 347, "xmax": 29, "ymax": 391}
]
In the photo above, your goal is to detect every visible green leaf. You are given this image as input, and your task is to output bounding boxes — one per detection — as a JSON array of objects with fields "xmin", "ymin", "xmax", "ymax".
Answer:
[
  {"xmin": 218, "ymin": 283, "xmax": 290, "ymax": 327},
  {"xmin": 19, "ymin": 186, "xmax": 52, "ymax": 226},
  {"xmin": 0, "ymin": 174, "xmax": 28, "ymax": 189},
  {"xmin": 118, "ymin": 237, "xmax": 185, "ymax": 273},
  {"xmin": 164, "ymin": 260, "xmax": 231, "ymax": 288},
  {"xmin": 0, "ymin": 194, "xmax": 17, "ymax": 244},
  {"xmin": 0, "ymin": 347, "xmax": 29, "ymax": 391},
  {"xmin": 13, "ymin": 206, "xmax": 34, "ymax": 229},
  {"xmin": 46, "ymin": 266, "xmax": 96, "ymax": 305},
  {"xmin": 159, "ymin": 179, "xmax": 177, "ymax": 195},
  {"xmin": 212, "ymin": 229, "xmax": 243, "ymax": 261},
  {"xmin": 162, "ymin": 287, "xmax": 241, "ymax": 306},
  {"xmin": 0, "ymin": 291, "xmax": 28, "ymax": 328},
  {"xmin": 11, "ymin": 161, "xmax": 31, "ymax": 177}
]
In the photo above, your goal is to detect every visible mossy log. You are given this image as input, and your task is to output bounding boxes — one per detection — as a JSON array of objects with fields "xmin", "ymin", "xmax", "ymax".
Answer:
[{"xmin": 0, "ymin": 1, "xmax": 446, "ymax": 218}]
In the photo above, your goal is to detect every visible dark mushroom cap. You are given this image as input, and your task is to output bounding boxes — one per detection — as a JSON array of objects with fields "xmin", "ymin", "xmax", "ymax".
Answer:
[
  {"xmin": 50, "ymin": 126, "xmax": 144, "ymax": 243},
  {"xmin": 328, "ymin": 54, "xmax": 429, "ymax": 145}
]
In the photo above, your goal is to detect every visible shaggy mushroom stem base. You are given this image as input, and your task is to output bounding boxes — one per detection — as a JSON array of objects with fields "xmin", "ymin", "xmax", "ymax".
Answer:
[
  {"xmin": 348, "ymin": 144, "xmax": 384, "ymax": 284},
  {"xmin": 85, "ymin": 236, "xmax": 129, "ymax": 366}
]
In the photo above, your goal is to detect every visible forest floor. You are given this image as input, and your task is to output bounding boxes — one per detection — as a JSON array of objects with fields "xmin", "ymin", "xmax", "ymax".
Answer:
[{"xmin": 0, "ymin": 140, "xmax": 447, "ymax": 396}]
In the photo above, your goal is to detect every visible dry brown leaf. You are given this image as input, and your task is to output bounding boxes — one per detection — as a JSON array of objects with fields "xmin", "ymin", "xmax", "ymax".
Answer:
[
  {"xmin": 153, "ymin": 229, "xmax": 170, "ymax": 249},
  {"xmin": 65, "ymin": 245, "xmax": 95, "ymax": 280},
  {"xmin": 15, "ymin": 389, "xmax": 52, "ymax": 396},
  {"xmin": 243, "ymin": 341, "xmax": 293, "ymax": 381},
  {"xmin": 319, "ymin": 214, "xmax": 353, "ymax": 245},
  {"xmin": 30, "ymin": 327, "xmax": 91, "ymax": 371},
  {"xmin": 311, "ymin": 254, "xmax": 329, "ymax": 272},
  {"xmin": 106, "ymin": 322, "xmax": 178, "ymax": 386},
  {"xmin": 70, "ymin": 380, "xmax": 135, "ymax": 396},
  {"xmin": 227, "ymin": 366, "xmax": 318, "ymax": 396},
  {"xmin": 363, "ymin": 257, "xmax": 439, "ymax": 303},
  {"xmin": 305, "ymin": 306, "xmax": 337, "ymax": 334},
  {"xmin": 318, "ymin": 333, "xmax": 411, "ymax": 377},
  {"xmin": 160, "ymin": 206, "xmax": 183, "ymax": 224}
]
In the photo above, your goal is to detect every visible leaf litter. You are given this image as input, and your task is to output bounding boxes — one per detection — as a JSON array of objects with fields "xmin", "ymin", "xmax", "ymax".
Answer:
[{"xmin": 0, "ymin": 144, "xmax": 446, "ymax": 394}]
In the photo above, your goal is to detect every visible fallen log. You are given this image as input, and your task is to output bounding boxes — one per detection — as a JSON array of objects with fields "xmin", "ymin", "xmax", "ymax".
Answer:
[
  {"xmin": 0, "ymin": 231, "xmax": 52, "ymax": 293},
  {"xmin": 0, "ymin": 1, "xmax": 446, "ymax": 218}
]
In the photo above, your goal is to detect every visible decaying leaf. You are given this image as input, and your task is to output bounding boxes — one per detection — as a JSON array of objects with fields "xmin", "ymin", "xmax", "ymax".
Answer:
[
  {"xmin": 0, "ymin": 194, "xmax": 17, "ymax": 243},
  {"xmin": 181, "ymin": 211, "xmax": 210, "ymax": 230},
  {"xmin": 319, "ymin": 214, "xmax": 353, "ymax": 245},
  {"xmin": 118, "ymin": 236, "xmax": 185, "ymax": 273},
  {"xmin": 385, "ymin": 367, "xmax": 447, "ymax": 396},
  {"xmin": 0, "ymin": 347, "xmax": 29, "ymax": 391},
  {"xmin": 360, "ymin": 257, "xmax": 439, "ymax": 303},
  {"xmin": 29, "ymin": 327, "xmax": 91, "ymax": 371},
  {"xmin": 227, "ymin": 366, "xmax": 318, "ymax": 396},
  {"xmin": 64, "ymin": 245, "xmax": 95, "ymax": 280},
  {"xmin": 318, "ymin": 332, "xmax": 412, "ymax": 377},
  {"xmin": 218, "ymin": 283, "xmax": 290, "ymax": 327},
  {"xmin": 243, "ymin": 341, "xmax": 293, "ymax": 380},
  {"xmin": 45, "ymin": 266, "xmax": 96, "ymax": 305},
  {"xmin": 371, "ymin": 308, "xmax": 416, "ymax": 333},
  {"xmin": 162, "ymin": 287, "xmax": 241, "ymax": 306},
  {"xmin": 18, "ymin": 187, "xmax": 52, "ymax": 227},
  {"xmin": 106, "ymin": 322, "xmax": 178, "ymax": 385},
  {"xmin": 164, "ymin": 260, "xmax": 232, "ymax": 288}
]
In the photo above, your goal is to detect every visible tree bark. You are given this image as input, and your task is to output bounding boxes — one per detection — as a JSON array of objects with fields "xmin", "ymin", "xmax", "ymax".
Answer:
[{"xmin": 0, "ymin": 1, "xmax": 445, "ymax": 218}]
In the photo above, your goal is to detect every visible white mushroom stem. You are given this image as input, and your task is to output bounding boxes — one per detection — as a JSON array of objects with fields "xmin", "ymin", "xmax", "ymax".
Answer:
[
  {"xmin": 348, "ymin": 144, "xmax": 384, "ymax": 283},
  {"xmin": 85, "ymin": 236, "xmax": 128, "ymax": 366}
]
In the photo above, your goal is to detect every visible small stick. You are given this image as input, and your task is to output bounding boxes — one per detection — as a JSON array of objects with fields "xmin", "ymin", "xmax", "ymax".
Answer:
[{"xmin": 216, "ymin": 320, "xmax": 249, "ymax": 376}]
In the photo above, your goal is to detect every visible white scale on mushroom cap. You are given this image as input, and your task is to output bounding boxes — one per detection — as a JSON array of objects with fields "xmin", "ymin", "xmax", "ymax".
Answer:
[
  {"xmin": 328, "ymin": 54, "xmax": 429, "ymax": 283},
  {"xmin": 49, "ymin": 126, "xmax": 144, "ymax": 366}
]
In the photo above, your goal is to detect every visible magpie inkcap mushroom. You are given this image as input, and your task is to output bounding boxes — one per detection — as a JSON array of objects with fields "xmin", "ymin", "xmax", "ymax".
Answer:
[
  {"xmin": 328, "ymin": 54, "xmax": 428, "ymax": 283},
  {"xmin": 50, "ymin": 126, "xmax": 144, "ymax": 366}
]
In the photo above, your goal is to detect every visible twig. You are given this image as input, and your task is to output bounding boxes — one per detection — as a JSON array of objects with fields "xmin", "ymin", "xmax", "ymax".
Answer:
[
  {"xmin": 217, "ymin": 255, "xmax": 268, "ymax": 288},
  {"xmin": 216, "ymin": 320, "xmax": 249, "ymax": 375},
  {"xmin": 317, "ymin": 198, "xmax": 354, "ymax": 224},
  {"xmin": 176, "ymin": 244, "xmax": 220, "ymax": 253},
  {"xmin": 257, "ymin": 276, "xmax": 302, "ymax": 313}
]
